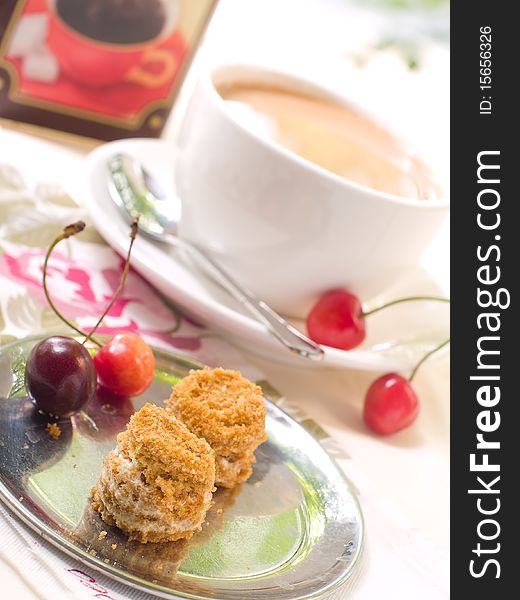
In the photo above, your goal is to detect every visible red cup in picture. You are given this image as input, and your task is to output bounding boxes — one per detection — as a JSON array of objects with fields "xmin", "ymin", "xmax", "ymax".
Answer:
[{"xmin": 46, "ymin": 0, "xmax": 179, "ymax": 88}]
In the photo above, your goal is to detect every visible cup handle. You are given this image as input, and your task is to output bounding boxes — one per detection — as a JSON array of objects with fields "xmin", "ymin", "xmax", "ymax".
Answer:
[{"xmin": 126, "ymin": 47, "xmax": 176, "ymax": 88}]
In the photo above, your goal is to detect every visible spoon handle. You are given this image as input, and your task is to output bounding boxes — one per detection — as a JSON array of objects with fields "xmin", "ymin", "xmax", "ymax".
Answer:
[{"xmin": 165, "ymin": 235, "xmax": 324, "ymax": 360}]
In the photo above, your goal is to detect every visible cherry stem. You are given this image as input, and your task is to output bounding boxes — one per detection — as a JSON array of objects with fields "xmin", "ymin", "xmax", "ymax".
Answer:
[
  {"xmin": 82, "ymin": 217, "xmax": 139, "ymax": 345},
  {"xmin": 363, "ymin": 296, "xmax": 450, "ymax": 317},
  {"xmin": 43, "ymin": 222, "xmax": 102, "ymax": 348},
  {"xmin": 409, "ymin": 338, "xmax": 450, "ymax": 383}
]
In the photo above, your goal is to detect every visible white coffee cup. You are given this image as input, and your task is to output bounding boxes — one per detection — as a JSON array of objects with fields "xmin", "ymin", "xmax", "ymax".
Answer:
[{"xmin": 176, "ymin": 64, "xmax": 449, "ymax": 318}]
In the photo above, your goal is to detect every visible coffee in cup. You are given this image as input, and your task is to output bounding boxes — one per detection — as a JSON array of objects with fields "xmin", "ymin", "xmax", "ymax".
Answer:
[{"xmin": 217, "ymin": 82, "xmax": 440, "ymax": 200}]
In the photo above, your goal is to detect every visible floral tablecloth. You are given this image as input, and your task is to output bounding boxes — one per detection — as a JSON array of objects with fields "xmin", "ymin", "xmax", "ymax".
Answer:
[{"xmin": 0, "ymin": 164, "xmax": 211, "ymax": 354}]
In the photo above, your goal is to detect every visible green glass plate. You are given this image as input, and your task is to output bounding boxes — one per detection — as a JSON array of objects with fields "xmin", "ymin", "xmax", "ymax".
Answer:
[{"xmin": 0, "ymin": 335, "xmax": 363, "ymax": 599}]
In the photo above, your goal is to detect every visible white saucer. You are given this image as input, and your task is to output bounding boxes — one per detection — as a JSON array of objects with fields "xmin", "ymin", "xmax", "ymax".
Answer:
[{"xmin": 83, "ymin": 138, "xmax": 449, "ymax": 370}]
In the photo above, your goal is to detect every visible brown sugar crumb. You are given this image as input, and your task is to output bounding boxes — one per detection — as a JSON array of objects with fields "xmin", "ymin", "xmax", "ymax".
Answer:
[
  {"xmin": 111, "ymin": 544, "xmax": 117, "ymax": 550},
  {"xmin": 98, "ymin": 530, "xmax": 107, "ymax": 541},
  {"xmin": 46, "ymin": 422, "xmax": 61, "ymax": 439}
]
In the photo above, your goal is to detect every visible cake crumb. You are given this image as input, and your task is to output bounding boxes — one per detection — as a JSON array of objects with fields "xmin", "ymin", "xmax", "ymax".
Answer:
[
  {"xmin": 104, "ymin": 558, "xmax": 110, "ymax": 564},
  {"xmin": 98, "ymin": 530, "xmax": 107, "ymax": 541},
  {"xmin": 89, "ymin": 549, "xmax": 97, "ymax": 557},
  {"xmin": 46, "ymin": 422, "xmax": 61, "ymax": 439},
  {"xmin": 111, "ymin": 543, "xmax": 117, "ymax": 550},
  {"xmin": 18, "ymin": 496, "xmax": 24, "ymax": 502}
]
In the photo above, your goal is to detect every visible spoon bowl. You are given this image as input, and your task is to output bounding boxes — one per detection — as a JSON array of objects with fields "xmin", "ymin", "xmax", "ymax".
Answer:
[{"xmin": 108, "ymin": 153, "xmax": 180, "ymax": 239}]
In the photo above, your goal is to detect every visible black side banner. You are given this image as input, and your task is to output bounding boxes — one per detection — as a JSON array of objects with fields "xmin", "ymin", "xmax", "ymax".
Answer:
[{"xmin": 451, "ymin": 2, "xmax": 515, "ymax": 596}]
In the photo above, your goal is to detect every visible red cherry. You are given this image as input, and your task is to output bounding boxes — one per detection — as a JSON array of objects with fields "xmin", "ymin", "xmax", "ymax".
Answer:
[
  {"xmin": 93, "ymin": 332, "xmax": 155, "ymax": 397},
  {"xmin": 363, "ymin": 373, "xmax": 419, "ymax": 435},
  {"xmin": 306, "ymin": 289, "xmax": 366, "ymax": 350}
]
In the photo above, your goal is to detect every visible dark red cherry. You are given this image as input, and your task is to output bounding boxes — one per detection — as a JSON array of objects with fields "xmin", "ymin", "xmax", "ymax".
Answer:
[{"xmin": 25, "ymin": 336, "xmax": 97, "ymax": 417}]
